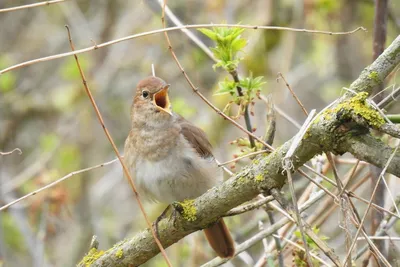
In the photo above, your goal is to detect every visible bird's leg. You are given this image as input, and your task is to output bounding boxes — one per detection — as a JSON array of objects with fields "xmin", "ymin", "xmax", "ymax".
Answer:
[
  {"xmin": 170, "ymin": 201, "xmax": 184, "ymax": 226},
  {"xmin": 153, "ymin": 204, "xmax": 172, "ymax": 239},
  {"xmin": 153, "ymin": 202, "xmax": 185, "ymax": 239}
]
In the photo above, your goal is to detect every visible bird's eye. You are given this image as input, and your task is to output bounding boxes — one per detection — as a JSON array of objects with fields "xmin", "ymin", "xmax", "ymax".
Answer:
[{"xmin": 142, "ymin": 90, "xmax": 149, "ymax": 98}]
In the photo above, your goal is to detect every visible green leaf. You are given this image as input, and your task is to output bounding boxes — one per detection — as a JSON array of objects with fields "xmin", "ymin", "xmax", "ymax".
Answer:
[
  {"xmin": 0, "ymin": 72, "xmax": 16, "ymax": 93},
  {"xmin": 2, "ymin": 213, "xmax": 26, "ymax": 252},
  {"xmin": 0, "ymin": 56, "xmax": 16, "ymax": 93},
  {"xmin": 60, "ymin": 56, "xmax": 90, "ymax": 81},
  {"xmin": 198, "ymin": 25, "xmax": 247, "ymax": 71},
  {"xmin": 171, "ymin": 97, "xmax": 196, "ymax": 117},
  {"xmin": 239, "ymin": 75, "xmax": 266, "ymax": 92},
  {"xmin": 231, "ymin": 38, "xmax": 247, "ymax": 52},
  {"xmin": 214, "ymin": 79, "xmax": 237, "ymax": 95},
  {"xmin": 55, "ymin": 144, "xmax": 81, "ymax": 172},
  {"xmin": 51, "ymin": 84, "xmax": 80, "ymax": 111},
  {"xmin": 40, "ymin": 133, "xmax": 60, "ymax": 152},
  {"xmin": 198, "ymin": 28, "xmax": 217, "ymax": 41}
]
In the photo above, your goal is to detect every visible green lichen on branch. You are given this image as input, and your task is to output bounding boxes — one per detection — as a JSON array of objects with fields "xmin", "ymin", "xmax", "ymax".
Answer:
[
  {"xmin": 315, "ymin": 92, "xmax": 385, "ymax": 129},
  {"xmin": 255, "ymin": 173, "xmax": 264, "ymax": 182},
  {"xmin": 179, "ymin": 199, "xmax": 197, "ymax": 222},
  {"xmin": 368, "ymin": 71, "xmax": 381, "ymax": 83},
  {"xmin": 335, "ymin": 92, "xmax": 384, "ymax": 127},
  {"xmin": 115, "ymin": 248, "xmax": 124, "ymax": 259},
  {"xmin": 78, "ymin": 248, "xmax": 105, "ymax": 267}
]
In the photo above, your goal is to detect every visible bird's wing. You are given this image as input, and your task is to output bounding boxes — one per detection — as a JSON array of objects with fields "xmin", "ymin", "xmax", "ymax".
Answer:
[{"xmin": 177, "ymin": 115, "xmax": 214, "ymax": 159}]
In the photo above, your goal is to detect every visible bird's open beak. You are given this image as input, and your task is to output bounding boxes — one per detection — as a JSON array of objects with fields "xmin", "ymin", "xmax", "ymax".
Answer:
[{"xmin": 153, "ymin": 84, "xmax": 172, "ymax": 115}]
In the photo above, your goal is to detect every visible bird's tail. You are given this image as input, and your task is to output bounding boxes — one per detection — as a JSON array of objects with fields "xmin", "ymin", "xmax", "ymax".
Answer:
[{"xmin": 203, "ymin": 218, "xmax": 235, "ymax": 258}]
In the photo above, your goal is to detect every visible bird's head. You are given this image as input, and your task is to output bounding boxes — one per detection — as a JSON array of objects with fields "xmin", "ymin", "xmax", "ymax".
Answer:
[{"xmin": 130, "ymin": 76, "xmax": 172, "ymax": 127}]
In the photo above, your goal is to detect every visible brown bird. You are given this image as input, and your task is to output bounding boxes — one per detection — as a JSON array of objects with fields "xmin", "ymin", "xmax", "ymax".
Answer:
[{"xmin": 124, "ymin": 76, "xmax": 235, "ymax": 258}]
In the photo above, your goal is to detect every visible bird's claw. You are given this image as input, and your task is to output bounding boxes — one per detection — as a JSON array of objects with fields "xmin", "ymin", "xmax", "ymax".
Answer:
[
  {"xmin": 152, "ymin": 204, "xmax": 172, "ymax": 239},
  {"xmin": 152, "ymin": 203, "xmax": 182, "ymax": 238}
]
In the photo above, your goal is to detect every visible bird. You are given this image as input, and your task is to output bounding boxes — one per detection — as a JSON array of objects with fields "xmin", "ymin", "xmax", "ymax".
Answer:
[{"xmin": 124, "ymin": 76, "xmax": 235, "ymax": 258}]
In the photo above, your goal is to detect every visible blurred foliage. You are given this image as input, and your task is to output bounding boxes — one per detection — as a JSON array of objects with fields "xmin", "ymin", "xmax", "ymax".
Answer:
[
  {"xmin": 171, "ymin": 97, "xmax": 197, "ymax": 118},
  {"xmin": 1, "ymin": 214, "xmax": 25, "ymax": 252},
  {"xmin": 0, "ymin": 56, "xmax": 16, "ymax": 93},
  {"xmin": 293, "ymin": 226, "xmax": 328, "ymax": 267},
  {"xmin": 60, "ymin": 56, "xmax": 91, "ymax": 81},
  {"xmin": 40, "ymin": 133, "xmax": 59, "ymax": 152},
  {"xmin": 55, "ymin": 144, "xmax": 81, "ymax": 172}
]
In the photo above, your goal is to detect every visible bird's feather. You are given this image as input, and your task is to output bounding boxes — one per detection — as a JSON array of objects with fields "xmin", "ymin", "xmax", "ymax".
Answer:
[{"xmin": 177, "ymin": 115, "xmax": 213, "ymax": 159}]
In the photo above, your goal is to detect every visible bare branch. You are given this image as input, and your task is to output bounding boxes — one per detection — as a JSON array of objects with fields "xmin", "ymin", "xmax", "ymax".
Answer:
[
  {"xmin": 350, "ymin": 35, "xmax": 400, "ymax": 94},
  {"xmin": 0, "ymin": 148, "xmax": 22, "ymax": 156},
  {"xmin": 65, "ymin": 26, "xmax": 172, "ymax": 266},
  {"xmin": 0, "ymin": 0, "xmax": 67, "ymax": 13},
  {"xmin": 79, "ymin": 35, "xmax": 400, "ymax": 266},
  {"xmin": 0, "ymin": 24, "xmax": 366, "ymax": 75},
  {"xmin": 342, "ymin": 141, "xmax": 399, "ymax": 265},
  {"xmin": 225, "ymin": 196, "xmax": 274, "ymax": 217},
  {"xmin": 0, "ymin": 158, "xmax": 118, "ymax": 211}
]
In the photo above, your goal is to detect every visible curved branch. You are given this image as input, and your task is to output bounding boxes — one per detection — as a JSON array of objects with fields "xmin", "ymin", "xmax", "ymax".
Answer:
[
  {"xmin": 78, "ymin": 32, "xmax": 400, "ymax": 267},
  {"xmin": 336, "ymin": 134, "xmax": 400, "ymax": 176},
  {"xmin": 79, "ymin": 134, "xmax": 324, "ymax": 266},
  {"xmin": 350, "ymin": 34, "xmax": 400, "ymax": 94}
]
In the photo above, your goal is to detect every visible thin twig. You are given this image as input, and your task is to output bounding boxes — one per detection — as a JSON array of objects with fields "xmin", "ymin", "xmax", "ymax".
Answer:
[
  {"xmin": 325, "ymin": 153, "xmax": 353, "ymax": 267},
  {"xmin": 0, "ymin": 24, "xmax": 366, "ymax": 74},
  {"xmin": 262, "ymin": 94, "xmax": 276, "ymax": 146},
  {"xmin": 281, "ymin": 110, "xmax": 332, "ymax": 266},
  {"xmin": 277, "ymin": 72, "xmax": 308, "ymax": 116},
  {"xmin": 272, "ymin": 234, "xmax": 332, "ymax": 266},
  {"xmin": 358, "ymin": 236, "xmax": 400, "ymax": 241},
  {"xmin": 65, "ymin": 26, "xmax": 172, "ymax": 266},
  {"xmin": 155, "ymin": 0, "xmax": 215, "ymax": 61},
  {"xmin": 0, "ymin": 158, "xmax": 119, "ymax": 211},
  {"xmin": 256, "ymin": 221, "xmax": 271, "ymax": 267},
  {"xmin": 378, "ymin": 86, "xmax": 400, "ymax": 108},
  {"xmin": 0, "ymin": 148, "xmax": 22, "ymax": 156},
  {"xmin": 159, "ymin": 4, "xmax": 275, "ymax": 152},
  {"xmin": 342, "ymin": 141, "xmax": 400, "ymax": 265},
  {"xmin": 0, "ymin": 0, "xmax": 67, "ymax": 13},
  {"xmin": 297, "ymin": 169, "xmax": 337, "ymax": 200},
  {"xmin": 225, "ymin": 196, "xmax": 274, "ymax": 217},
  {"xmin": 273, "ymin": 104, "xmax": 302, "ymax": 129},
  {"xmin": 275, "ymin": 74, "xmax": 354, "ymax": 260},
  {"xmin": 201, "ymin": 190, "xmax": 326, "ymax": 267},
  {"xmin": 303, "ymin": 164, "xmax": 400, "ymax": 219},
  {"xmin": 214, "ymin": 158, "xmax": 234, "ymax": 176},
  {"xmin": 339, "ymin": 160, "xmax": 360, "ymax": 196},
  {"xmin": 347, "ymin": 200, "xmax": 391, "ymax": 267},
  {"xmin": 270, "ymin": 188, "xmax": 341, "ymax": 266},
  {"xmin": 355, "ymin": 196, "xmax": 400, "ymax": 260},
  {"xmin": 218, "ymin": 150, "xmax": 268, "ymax": 166},
  {"xmin": 230, "ymin": 70, "xmax": 256, "ymax": 148},
  {"xmin": 286, "ymin": 110, "xmax": 316, "ymax": 158},
  {"xmin": 151, "ymin": 64, "xmax": 155, "ymax": 77}
]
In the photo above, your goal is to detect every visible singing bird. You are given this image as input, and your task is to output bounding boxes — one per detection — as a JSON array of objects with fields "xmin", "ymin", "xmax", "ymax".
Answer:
[{"xmin": 124, "ymin": 76, "xmax": 235, "ymax": 258}]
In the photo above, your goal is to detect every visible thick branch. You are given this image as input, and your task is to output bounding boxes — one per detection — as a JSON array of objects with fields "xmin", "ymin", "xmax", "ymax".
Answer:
[
  {"xmin": 80, "ymin": 136, "xmax": 323, "ymax": 267},
  {"xmin": 350, "ymin": 34, "xmax": 400, "ymax": 94},
  {"xmin": 336, "ymin": 134, "xmax": 400, "ymax": 176},
  {"xmin": 80, "ymin": 33, "xmax": 400, "ymax": 267}
]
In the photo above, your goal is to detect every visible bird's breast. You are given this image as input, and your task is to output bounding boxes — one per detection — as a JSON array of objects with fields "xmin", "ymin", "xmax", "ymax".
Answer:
[{"xmin": 131, "ymin": 136, "xmax": 222, "ymax": 203}]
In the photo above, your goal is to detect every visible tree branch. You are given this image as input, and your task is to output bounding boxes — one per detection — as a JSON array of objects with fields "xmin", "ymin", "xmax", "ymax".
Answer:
[
  {"xmin": 336, "ymin": 134, "xmax": 400, "ymax": 176},
  {"xmin": 79, "ymin": 34, "xmax": 400, "ymax": 267},
  {"xmin": 349, "ymin": 35, "xmax": 400, "ymax": 94}
]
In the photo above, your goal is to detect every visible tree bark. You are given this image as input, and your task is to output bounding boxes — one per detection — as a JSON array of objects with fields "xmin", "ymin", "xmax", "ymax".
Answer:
[{"xmin": 78, "ymin": 35, "xmax": 400, "ymax": 267}]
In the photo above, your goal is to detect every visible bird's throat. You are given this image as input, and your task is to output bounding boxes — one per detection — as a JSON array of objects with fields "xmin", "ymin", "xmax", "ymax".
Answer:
[{"xmin": 153, "ymin": 87, "xmax": 171, "ymax": 115}]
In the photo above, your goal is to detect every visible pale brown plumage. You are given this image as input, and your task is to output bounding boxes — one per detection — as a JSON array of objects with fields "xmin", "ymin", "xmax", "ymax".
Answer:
[{"xmin": 124, "ymin": 76, "xmax": 235, "ymax": 258}]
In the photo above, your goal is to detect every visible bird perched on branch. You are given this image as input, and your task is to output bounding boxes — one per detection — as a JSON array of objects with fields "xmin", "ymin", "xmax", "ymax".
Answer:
[{"xmin": 124, "ymin": 76, "xmax": 235, "ymax": 258}]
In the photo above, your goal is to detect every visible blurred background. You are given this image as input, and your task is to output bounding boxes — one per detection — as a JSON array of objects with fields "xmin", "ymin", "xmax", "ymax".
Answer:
[{"xmin": 0, "ymin": 0, "xmax": 399, "ymax": 266}]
